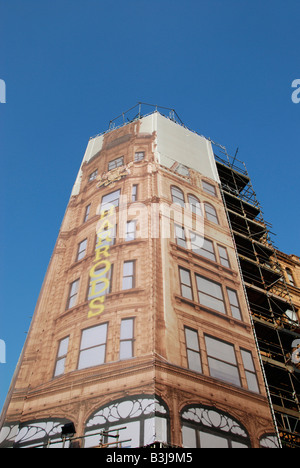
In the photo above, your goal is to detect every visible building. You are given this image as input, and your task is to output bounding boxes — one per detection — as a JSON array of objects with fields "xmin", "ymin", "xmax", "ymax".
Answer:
[{"xmin": 0, "ymin": 104, "xmax": 297, "ymax": 448}]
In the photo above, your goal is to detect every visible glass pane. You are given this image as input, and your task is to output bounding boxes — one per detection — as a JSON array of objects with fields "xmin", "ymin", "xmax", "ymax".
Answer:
[
  {"xmin": 58, "ymin": 337, "xmax": 69, "ymax": 357},
  {"xmin": 70, "ymin": 279, "xmax": 79, "ymax": 295},
  {"xmin": 120, "ymin": 341, "xmax": 133, "ymax": 360},
  {"xmin": 208, "ymin": 357, "xmax": 241, "ymax": 386},
  {"xmin": 185, "ymin": 328, "xmax": 199, "ymax": 351},
  {"xmin": 121, "ymin": 319, "xmax": 133, "ymax": 339},
  {"xmin": 202, "ymin": 181, "xmax": 216, "ymax": 196},
  {"xmin": 182, "ymin": 426, "xmax": 197, "ymax": 448},
  {"xmin": 123, "ymin": 261, "xmax": 134, "ymax": 276},
  {"xmin": 78, "ymin": 345, "xmax": 105, "ymax": 369},
  {"xmin": 231, "ymin": 441, "xmax": 248, "ymax": 448},
  {"xmin": 54, "ymin": 357, "xmax": 65, "ymax": 377},
  {"xmin": 122, "ymin": 276, "xmax": 133, "ymax": 290},
  {"xmin": 187, "ymin": 350, "xmax": 202, "ymax": 373},
  {"xmin": 205, "ymin": 336, "xmax": 236, "ymax": 364},
  {"xmin": 199, "ymin": 431, "xmax": 228, "ymax": 448},
  {"xmin": 245, "ymin": 371, "xmax": 260, "ymax": 393},
  {"xmin": 181, "ymin": 285, "xmax": 193, "ymax": 300},
  {"xmin": 81, "ymin": 324, "xmax": 107, "ymax": 350},
  {"xmin": 180, "ymin": 268, "xmax": 191, "ymax": 286},
  {"xmin": 196, "ymin": 276, "xmax": 223, "ymax": 299},
  {"xmin": 198, "ymin": 292, "xmax": 225, "ymax": 314}
]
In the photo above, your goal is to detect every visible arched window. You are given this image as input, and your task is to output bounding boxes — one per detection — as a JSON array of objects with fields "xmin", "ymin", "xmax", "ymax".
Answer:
[
  {"xmin": 204, "ymin": 202, "xmax": 219, "ymax": 224},
  {"xmin": 84, "ymin": 395, "xmax": 169, "ymax": 448},
  {"xmin": 187, "ymin": 194, "xmax": 202, "ymax": 216},
  {"xmin": 171, "ymin": 186, "xmax": 185, "ymax": 207},
  {"xmin": 259, "ymin": 434, "xmax": 280, "ymax": 448},
  {"xmin": 181, "ymin": 405, "xmax": 250, "ymax": 448}
]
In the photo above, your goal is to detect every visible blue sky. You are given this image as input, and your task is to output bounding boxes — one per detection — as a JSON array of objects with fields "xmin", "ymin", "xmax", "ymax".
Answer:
[{"xmin": 0, "ymin": 0, "xmax": 299, "ymax": 413}]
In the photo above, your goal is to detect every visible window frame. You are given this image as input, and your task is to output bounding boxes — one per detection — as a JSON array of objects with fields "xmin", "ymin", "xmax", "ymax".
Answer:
[
  {"xmin": 171, "ymin": 186, "xmax": 185, "ymax": 207},
  {"xmin": 195, "ymin": 275, "xmax": 226, "ymax": 314},
  {"xmin": 205, "ymin": 335, "xmax": 241, "ymax": 387},
  {"xmin": 204, "ymin": 202, "xmax": 219, "ymax": 224},
  {"xmin": 78, "ymin": 323, "xmax": 108, "ymax": 370},
  {"xmin": 53, "ymin": 336, "xmax": 69, "ymax": 377},
  {"xmin": 122, "ymin": 260, "xmax": 136, "ymax": 290},
  {"xmin": 179, "ymin": 267, "xmax": 193, "ymax": 301},
  {"xmin": 108, "ymin": 156, "xmax": 124, "ymax": 171},
  {"xmin": 120, "ymin": 318, "xmax": 135, "ymax": 360},
  {"xmin": 76, "ymin": 238, "xmax": 87, "ymax": 261},
  {"xmin": 67, "ymin": 278, "xmax": 80, "ymax": 310},
  {"xmin": 184, "ymin": 327, "xmax": 202, "ymax": 373}
]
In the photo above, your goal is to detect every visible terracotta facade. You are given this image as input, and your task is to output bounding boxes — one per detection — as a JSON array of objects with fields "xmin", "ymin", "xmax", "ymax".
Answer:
[{"xmin": 0, "ymin": 114, "xmax": 278, "ymax": 448}]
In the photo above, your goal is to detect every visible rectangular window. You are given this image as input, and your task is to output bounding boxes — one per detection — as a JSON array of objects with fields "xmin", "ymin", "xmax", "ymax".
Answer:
[
  {"xmin": 175, "ymin": 224, "xmax": 187, "ymax": 248},
  {"xmin": 132, "ymin": 184, "xmax": 138, "ymax": 202},
  {"xmin": 134, "ymin": 151, "xmax": 145, "ymax": 161},
  {"xmin": 202, "ymin": 180, "xmax": 216, "ymax": 197},
  {"xmin": 125, "ymin": 220, "xmax": 136, "ymax": 242},
  {"xmin": 100, "ymin": 189, "xmax": 121, "ymax": 212},
  {"xmin": 76, "ymin": 239, "xmax": 87, "ymax": 261},
  {"xmin": 67, "ymin": 279, "xmax": 80, "ymax": 309},
  {"xmin": 88, "ymin": 265, "xmax": 113, "ymax": 299},
  {"xmin": 122, "ymin": 261, "xmax": 136, "ymax": 290},
  {"xmin": 179, "ymin": 267, "xmax": 193, "ymax": 300},
  {"xmin": 241, "ymin": 349, "xmax": 260, "ymax": 393},
  {"xmin": 108, "ymin": 156, "xmax": 124, "ymax": 171},
  {"xmin": 227, "ymin": 288, "xmax": 242, "ymax": 320},
  {"xmin": 191, "ymin": 234, "xmax": 216, "ymax": 262},
  {"xmin": 83, "ymin": 204, "xmax": 91, "ymax": 223},
  {"xmin": 89, "ymin": 169, "xmax": 98, "ymax": 181},
  {"xmin": 96, "ymin": 223, "xmax": 116, "ymax": 247},
  {"xmin": 205, "ymin": 335, "xmax": 241, "ymax": 387},
  {"xmin": 78, "ymin": 323, "xmax": 108, "ymax": 370},
  {"xmin": 54, "ymin": 337, "xmax": 69, "ymax": 377},
  {"xmin": 184, "ymin": 327, "xmax": 202, "ymax": 373},
  {"xmin": 196, "ymin": 275, "xmax": 225, "ymax": 314},
  {"xmin": 120, "ymin": 318, "xmax": 134, "ymax": 360},
  {"xmin": 218, "ymin": 245, "xmax": 230, "ymax": 268}
]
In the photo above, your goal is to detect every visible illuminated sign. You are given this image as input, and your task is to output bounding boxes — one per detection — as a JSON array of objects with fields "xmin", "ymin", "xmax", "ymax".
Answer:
[{"xmin": 87, "ymin": 206, "xmax": 115, "ymax": 318}]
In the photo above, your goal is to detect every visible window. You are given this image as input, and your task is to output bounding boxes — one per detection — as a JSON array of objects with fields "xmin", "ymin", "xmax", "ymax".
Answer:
[
  {"xmin": 84, "ymin": 396, "xmax": 169, "ymax": 448},
  {"xmin": 204, "ymin": 202, "xmax": 219, "ymax": 224},
  {"xmin": 202, "ymin": 180, "xmax": 217, "ymax": 197},
  {"xmin": 171, "ymin": 186, "xmax": 185, "ymax": 207},
  {"xmin": 174, "ymin": 224, "xmax": 187, "ymax": 248},
  {"xmin": 286, "ymin": 268, "xmax": 295, "ymax": 286},
  {"xmin": 78, "ymin": 323, "xmax": 108, "ymax": 370},
  {"xmin": 181, "ymin": 405, "xmax": 250, "ymax": 448},
  {"xmin": 218, "ymin": 245, "xmax": 230, "ymax": 268},
  {"xmin": 100, "ymin": 189, "xmax": 121, "ymax": 212},
  {"xmin": 179, "ymin": 267, "xmax": 193, "ymax": 300},
  {"xmin": 188, "ymin": 194, "xmax": 202, "ymax": 216},
  {"xmin": 76, "ymin": 239, "xmax": 87, "ymax": 261},
  {"xmin": 175, "ymin": 163, "xmax": 190, "ymax": 177},
  {"xmin": 108, "ymin": 156, "xmax": 124, "ymax": 171},
  {"xmin": 89, "ymin": 169, "xmax": 98, "ymax": 181},
  {"xmin": 241, "ymin": 349, "xmax": 260, "ymax": 393},
  {"xmin": 83, "ymin": 204, "xmax": 91, "ymax": 223},
  {"xmin": 227, "ymin": 288, "xmax": 242, "ymax": 320},
  {"xmin": 191, "ymin": 234, "xmax": 216, "ymax": 262},
  {"xmin": 134, "ymin": 151, "xmax": 145, "ymax": 161},
  {"xmin": 67, "ymin": 279, "xmax": 80, "ymax": 309},
  {"xmin": 184, "ymin": 327, "xmax": 202, "ymax": 373},
  {"xmin": 285, "ymin": 309, "xmax": 299, "ymax": 324},
  {"xmin": 120, "ymin": 318, "xmax": 134, "ymax": 360},
  {"xmin": 132, "ymin": 184, "xmax": 138, "ymax": 202},
  {"xmin": 122, "ymin": 261, "xmax": 136, "ymax": 290},
  {"xmin": 88, "ymin": 265, "xmax": 113, "ymax": 299},
  {"xmin": 205, "ymin": 336, "xmax": 241, "ymax": 387},
  {"xmin": 196, "ymin": 275, "xmax": 225, "ymax": 314},
  {"xmin": 125, "ymin": 220, "xmax": 136, "ymax": 242},
  {"xmin": 54, "ymin": 337, "xmax": 69, "ymax": 377},
  {"xmin": 96, "ymin": 222, "xmax": 116, "ymax": 246}
]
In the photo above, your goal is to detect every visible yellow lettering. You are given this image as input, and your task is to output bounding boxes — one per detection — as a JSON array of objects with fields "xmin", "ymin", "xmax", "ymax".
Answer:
[
  {"xmin": 99, "ymin": 206, "xmax": 115, "ymax": 220},
  {"xmin": 89, "ymin": 278, "xmax": 110, "ymax": 297},
  {"xmin": 89, "ymin": 260, "xmax": 111, "ymax": 278}
]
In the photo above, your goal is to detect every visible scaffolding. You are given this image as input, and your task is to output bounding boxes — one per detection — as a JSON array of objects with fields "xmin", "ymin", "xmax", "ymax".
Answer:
[{"xmin": 213, "ymin": 144, "xmax": 300, "ymax": 449}]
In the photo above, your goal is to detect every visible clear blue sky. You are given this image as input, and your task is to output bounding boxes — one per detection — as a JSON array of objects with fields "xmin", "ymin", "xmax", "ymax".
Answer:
[{"xmin": 1, "ymin": 0, "xmax": 299, "ymax": 413}]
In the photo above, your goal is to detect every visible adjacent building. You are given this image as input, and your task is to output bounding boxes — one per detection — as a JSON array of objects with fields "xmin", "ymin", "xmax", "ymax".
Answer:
[{"xmin": 0, "ymin": 106, "xmax": 298, "ymax": 448}]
